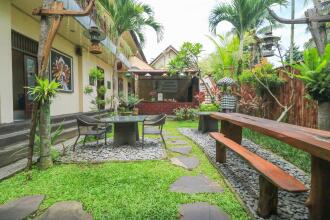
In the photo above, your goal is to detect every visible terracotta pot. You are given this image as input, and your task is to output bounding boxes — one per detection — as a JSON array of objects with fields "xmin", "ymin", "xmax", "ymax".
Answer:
[
  {"xmin": 132, "ymin": 108, "xmax": 139, "ymax": 115},
  {"xmin": 318, "ymin": 102, "xmax": 330, "ymax": 131}
]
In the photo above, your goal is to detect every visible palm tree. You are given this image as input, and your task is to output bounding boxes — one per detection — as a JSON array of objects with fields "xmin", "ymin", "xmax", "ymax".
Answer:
[
  {"xmin": 100, "ymin": 0, "xmax": 163, "ymax": 97},
  {"xmin": 209, "ymin": 0, "xmax": 286, "ymax": 78}
]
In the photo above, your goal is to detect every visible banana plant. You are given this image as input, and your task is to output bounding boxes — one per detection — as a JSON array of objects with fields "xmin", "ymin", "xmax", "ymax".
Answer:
[{"xmin": 292, "ymin": 44, "xmax": 330, "ymax": 103}]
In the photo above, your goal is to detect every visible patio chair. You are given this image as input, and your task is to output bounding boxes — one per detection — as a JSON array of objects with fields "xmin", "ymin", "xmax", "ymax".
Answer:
[
  {"xmin": 73, "ymin": 115, "xmax": 112, "ymax": 151},
  {"xmin": 142, "ymin": 114, "xmax": 167, "ymax": 148}
]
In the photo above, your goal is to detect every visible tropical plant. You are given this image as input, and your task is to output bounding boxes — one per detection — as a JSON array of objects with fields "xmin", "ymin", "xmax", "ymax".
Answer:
[
  {"xmin": 28, "ymin": 78, "xmax": 60, "ymax": 169},
  {"xmin": 199, "ymin": 103, "xmax": 220, "ymax": 112},
  {"xmin": 174, "ymin": 107, "xmax": 198, "ymax": 121},
  {"xmin": 100, "ymin": 0, "xmax": 163, "ymax": 96},
  {"xmin": 28, "ymin": 78, "xmax": 60, "ymax": 105},
  {"xmin": 204, "ymin": 33, "xmax": 240, "ymax": 80},
  {"xmin": 84, "ymin": 67, "xmax": 111, "ymax": 113},
  {"xmin": 168, "ymin": 42, "xmax": 203, "ymax": 74},
  {"xmin": 120, "ymin": 94, "xmax": 143, "ymax": 110},
  {"xmin": 209, "ymin": 0, "xmax": 286, "ymax": 77},
  {"xmin": 239, "ymin": 59, "xmax": 285, "ymax": 96},
  {"xmin": 292, "ymin": 44, "xmax": 330, "ymax": 103}
]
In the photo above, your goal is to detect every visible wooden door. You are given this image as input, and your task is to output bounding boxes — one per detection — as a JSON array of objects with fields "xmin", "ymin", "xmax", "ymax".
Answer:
[{"xmin": 24, "ymin": 55, "xmax": 37, "ymax": 118}]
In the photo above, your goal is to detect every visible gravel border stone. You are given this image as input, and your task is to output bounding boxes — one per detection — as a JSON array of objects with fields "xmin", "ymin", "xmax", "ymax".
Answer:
[
  {"xmin": 179, "ymin": 128, "xmax": 310, "ymax": 220},
  {"xmin": 59, "ymin": 138, "xmax": 166, "ymax": 163}
]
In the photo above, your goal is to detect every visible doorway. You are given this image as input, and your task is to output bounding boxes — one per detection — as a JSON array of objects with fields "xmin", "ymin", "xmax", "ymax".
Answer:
[{"xmin": 11, "ymin": 31, "xmax": 38, "ymax": 121}]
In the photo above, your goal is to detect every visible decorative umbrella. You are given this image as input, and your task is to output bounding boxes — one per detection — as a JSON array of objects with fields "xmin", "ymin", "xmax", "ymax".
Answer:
[{"xmin": 217, "ymin": 77, "xmax": 236, "ymax": 87}]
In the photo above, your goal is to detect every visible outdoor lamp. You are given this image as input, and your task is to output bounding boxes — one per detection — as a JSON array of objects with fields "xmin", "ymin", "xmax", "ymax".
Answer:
[
  {"xmin": 145, "ymin": 73, "xmax": 151, "ymax": 78},
  {"xmin": 83, "ymin": 26, "xmax": 106, "ymax": 54},
  {"xmin": 260, "ymin": 31, "xmax": 280, "ymax": 57}
]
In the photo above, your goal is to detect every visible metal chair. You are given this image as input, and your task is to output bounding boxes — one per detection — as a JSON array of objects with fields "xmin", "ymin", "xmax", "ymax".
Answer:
[
  {"xmin": 73, "ymin": 115, "xmax": 112, "ymax": 151},
  {"xmin": 142, "ymin": 114, "xmax": 167, "ymax": 148}
]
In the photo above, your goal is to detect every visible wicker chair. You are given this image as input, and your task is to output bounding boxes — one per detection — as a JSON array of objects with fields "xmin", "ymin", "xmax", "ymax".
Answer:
[
  {"xmin": 73, "ymin": 115, "xmax": 112, "ymax": 151},
  {"xmin": 142, "ymin": 114, "xmax": 167, "ymax": 148}
]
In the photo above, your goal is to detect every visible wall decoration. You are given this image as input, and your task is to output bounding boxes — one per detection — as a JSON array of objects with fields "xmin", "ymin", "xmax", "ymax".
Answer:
[
  {"xmin": 50, "ymin": 49, "xmax": 73, "ymax": 92},
  {"xmin": 157, "ymin": 93, "xmax": 163, "ymax": 101}
]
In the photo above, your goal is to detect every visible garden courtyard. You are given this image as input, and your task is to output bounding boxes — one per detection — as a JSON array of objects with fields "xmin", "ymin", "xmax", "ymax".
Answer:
[
  {"xmin": 0, "ymin": 119, "xmax": 315, "ymax": 220},
  {"xmin": 1, "ymin": 0, "xmax": 330, "ymax": 219}
]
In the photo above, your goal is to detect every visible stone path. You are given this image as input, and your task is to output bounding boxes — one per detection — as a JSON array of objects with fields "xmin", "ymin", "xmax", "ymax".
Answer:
[
  {"xmin": 179, "ymin": 202, "xmax": 229, "ymax": 220},
  {"xmin": 168, "ymin": 135, "xmax": 228, "ymax": 219},
  {"xmin": 34, "ymin": 201, "xmax": 93, "ymax": 220},
  {"xmin": 168, "ymin": 139, "xmax": 188, "ymax": 145},
  {"xmin": 170, "ymin": 175, "xmax": 224, "ymax": 194},
  {"xmin": 170, "ymin": 156, "xmax": 199, "ymax": 170},
  {"xmin": 0, "ymin": 195, "xmax": 44, "ymax": 220},
  {"xmin": 169, "ymin": 146, "xmax": 192, "ymax": 155},
  {"xmin": 165, "ymin": 135, "xmax": 181, "ymax": 140},
  {"xmin": 180, "ymin": 128, "xmax": 310, "ymax": 220}
]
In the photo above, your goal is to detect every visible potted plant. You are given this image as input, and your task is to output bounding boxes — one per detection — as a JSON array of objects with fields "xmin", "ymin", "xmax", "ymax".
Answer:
[
  {"xmin": 292, "ymin": 44, "xmax": 330, "ymax": 130},
  {"xmin": 119, "ymin": 95, "xmax": 143, "ymax": 115},
  {"xmin": 149, "ymin": 90, "xmax": 157, "ymax": 102}
]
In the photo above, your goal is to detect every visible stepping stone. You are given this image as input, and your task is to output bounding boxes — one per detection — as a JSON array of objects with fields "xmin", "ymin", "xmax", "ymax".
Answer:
[
  {"xmin": 165, "ymin": 135, "xmax": 181, "ymax": 140},
  {"xmin": 170, "ymin": 156, "xmax": 199, "ymax": 170},
  {"xmin": 179, "ymin": 202, "xmax": 230, "ymax": 220},
  {"xmin": 34, "ymin": 201, "xmax": 93, "ymax": 220},
  {"xmin": 0, "ymin": 195, "xmax": 44, "ymax": 220},
  {"xmin": 169, "ymin": 140, "xmax": 188, "ymax": 145},
  {"xmin": 170, "ymin": 175, "xmax": 224, "ymax": 194},
  {"xmin": 170, "ymin": 146, "xmax": 192, "ymax": 155}
]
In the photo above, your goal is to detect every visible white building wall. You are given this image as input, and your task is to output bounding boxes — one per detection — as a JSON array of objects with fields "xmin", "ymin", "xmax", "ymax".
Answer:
[{"xmin": 0, "ymin": 0, "xmax": 14, "ymax": 123}]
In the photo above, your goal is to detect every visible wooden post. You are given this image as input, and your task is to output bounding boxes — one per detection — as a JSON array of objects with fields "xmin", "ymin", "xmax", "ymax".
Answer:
[
  {"xmin": 257, "ymin": 175, "xmax": 278, "ymax": 218},
  {"xmin": 216, "ymin": 142, "xmax": 226, "ymax": 163},
  {"xmin": 306, "ymin": 156, "xmax": 330, "ymax": 220},
  {"xmin": 220, "ymin": 120, "xmax": 242, "ymax": 144}
]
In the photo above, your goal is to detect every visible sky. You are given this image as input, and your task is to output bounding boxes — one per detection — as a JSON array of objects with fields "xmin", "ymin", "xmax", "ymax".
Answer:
[{"xmin": 140, "ymin": 0, "xmax": 312, "ymax": 65}]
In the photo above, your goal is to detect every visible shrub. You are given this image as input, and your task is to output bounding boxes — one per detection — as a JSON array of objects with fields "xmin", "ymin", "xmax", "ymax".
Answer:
[
  {"xmin": 174, "ymin": 107, "xmax": 198, "ymax": 121},
  {"xmin": 199, "ymin": 103, "xmax": 220, "ymax": 112},
  {"xmin": 239, "ymin": 59, "xmax": 285, "ymax": 96}
]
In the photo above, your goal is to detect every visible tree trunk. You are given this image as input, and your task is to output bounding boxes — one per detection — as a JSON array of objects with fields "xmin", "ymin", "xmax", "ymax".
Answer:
[
  {"xmin": 236, "ymin": 35, "xmax": 244, "ymax": 81},
  {"xmin": 290, "ymin": 0, "xmax": 295, "ymax": 64},
  {"xmin": 27, "ymin": 0, "xmax": 53, "ymax": 169},
  {"xmin": 112, "ymin": 40, "xmax": 120, "ymax": 99},
  {"xmin": 39, "ymin": 101, "xmax": 53, "ymax": 169},
  {"xmin": 318, "ymin": 102, "xmax": 330, "ymax": 131}
]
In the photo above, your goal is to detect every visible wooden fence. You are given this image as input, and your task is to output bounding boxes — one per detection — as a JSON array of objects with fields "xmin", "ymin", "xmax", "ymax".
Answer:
[{"xmin": 240, "ymin": 67, "xmax": 318, "ymax": 128}]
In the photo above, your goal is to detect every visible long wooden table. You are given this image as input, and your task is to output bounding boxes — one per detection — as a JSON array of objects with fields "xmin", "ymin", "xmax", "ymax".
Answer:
[{"xmin": 211, "ymin": 113, "xmax": 330, "ymax": 220}]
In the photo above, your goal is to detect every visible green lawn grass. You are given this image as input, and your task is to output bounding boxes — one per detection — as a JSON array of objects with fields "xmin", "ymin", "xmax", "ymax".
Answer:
[
  {"xmin": 0, "ymin": 120, "xmax": 250, "ymax": 220},
  {"xmin": 243, "ymin": 129, "xmax": 311, "ymax": 173}
]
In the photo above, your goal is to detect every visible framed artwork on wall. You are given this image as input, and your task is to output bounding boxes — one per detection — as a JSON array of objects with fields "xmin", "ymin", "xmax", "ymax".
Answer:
[{"xmin": 50, "ymin": 49, "xmax": 73, "ymax": 92}]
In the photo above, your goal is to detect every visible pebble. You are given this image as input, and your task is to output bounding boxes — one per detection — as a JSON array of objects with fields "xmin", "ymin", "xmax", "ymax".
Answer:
[
  {"xmin": 60, "ymin": 138, "xmax": 166, "ymax": 162},
  {"xmin": 179, "ymin": 128, "xmax": 310, "ymax": 220}
]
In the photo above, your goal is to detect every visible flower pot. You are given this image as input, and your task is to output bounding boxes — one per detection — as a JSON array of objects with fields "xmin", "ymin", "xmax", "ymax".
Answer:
[
  {"xmin": 132, "ymin": 108, "xmax": 139, "ymax": 116},
  {"xmin": 318, "ymin": 102, "xmax": 330, "ymax": 131}
]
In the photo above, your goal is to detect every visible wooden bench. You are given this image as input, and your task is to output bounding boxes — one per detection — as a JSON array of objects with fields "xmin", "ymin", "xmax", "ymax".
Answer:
[
  {"xmin": 209, "ymin": 132, "xmax": 308, "ymax": 218},
  {"xmin": 210, "ymin": 113, "xmax": 330, "ymax": 220}
]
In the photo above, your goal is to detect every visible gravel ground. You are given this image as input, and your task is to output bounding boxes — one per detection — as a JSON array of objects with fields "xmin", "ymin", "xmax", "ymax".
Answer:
[
  {"xmin": 59, "ymin": 138, "xmax": 166, "ymax": 163},
  {"xmin": 179, "ymin": 128, "xmax": 310, "ymax": 220}
]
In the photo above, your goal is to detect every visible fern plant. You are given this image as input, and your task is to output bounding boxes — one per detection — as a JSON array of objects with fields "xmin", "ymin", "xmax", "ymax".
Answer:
[{"xmin": 292, "ymin": 44, "xmax": 330, "ymax": 103}]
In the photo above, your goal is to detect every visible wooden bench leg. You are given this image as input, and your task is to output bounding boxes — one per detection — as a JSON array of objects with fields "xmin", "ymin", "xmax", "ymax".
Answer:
[
  {"xmin": 258, "ymin": 175, "xmax": 278, "ymax": 218},
  {"xmin": 220, "ymin": 121, "xmax": 242, "ymax": 144},
  {"xmin": 216, "ymin": 142, "xmax": 226, "ymax": 163},
  {"xmin": 306, "ymin": 156, "xmax": 330, "ymax": 220}
]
